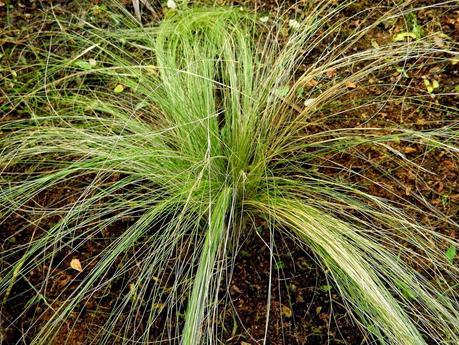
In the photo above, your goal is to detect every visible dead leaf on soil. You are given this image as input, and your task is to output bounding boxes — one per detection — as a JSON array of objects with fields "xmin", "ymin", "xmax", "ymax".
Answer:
[
  {"xmin": 281, "ymin": 304, "xmax": 293, "ymax": 318},
  {"xmin": 405, "ymin": 185, "xmax": 412, "ymax": 196},
  {"xmin": 402, "ymin": 146, "xmax": 417, "ymax": 154},
  {"xmin": 305, "ymin": 79, "xmax": 318, "ymax": 88},
  {"xmin": 70, "ymin": 258, "xmax": 83, "ymax": 272},
  {"xmin": 345, "ymin": 81, "xmax": 357, "ymax": 89},
  {"xmin": 326, "ymin": 68, "xmax": 337, "ymax": 78},
  {"xmin": 433, "ymin": 35, "xmax": 445, "ymax": 48},
  {"xmin": 416, "ymin": 118, "xmax": 426, "ymax": 125}
]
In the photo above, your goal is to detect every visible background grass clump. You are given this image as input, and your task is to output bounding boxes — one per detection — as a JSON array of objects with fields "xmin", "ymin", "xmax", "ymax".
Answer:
[{"xmin": 1, "ymin": 0, "xmax": 459, "ymax": 344}]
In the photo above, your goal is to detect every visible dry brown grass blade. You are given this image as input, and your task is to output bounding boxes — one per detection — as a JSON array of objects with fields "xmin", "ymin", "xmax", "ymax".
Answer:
[
  {"xmin": 132, "ymin": 0, "xmax": 141, "ymax": 21},
  {"xmin": 132, "ymin": 0, "xmax": 158, "ymax": 22}
]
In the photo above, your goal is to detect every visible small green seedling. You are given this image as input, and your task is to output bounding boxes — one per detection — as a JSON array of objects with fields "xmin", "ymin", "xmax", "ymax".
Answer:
[
  {"xmin": 393, "ymin": 13, "xmax": 423, "ymax": 42},
  {"xmin": 445, "ymin": 245, "xmax": 456, "ymax": 264}
]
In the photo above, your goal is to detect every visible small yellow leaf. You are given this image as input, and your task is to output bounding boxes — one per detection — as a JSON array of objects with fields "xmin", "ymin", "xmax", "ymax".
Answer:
[
  {"xmin": 416, "ymin": 118, "xmax": 426, "ymax": 125},
  {"xmin": 393, "ymin": 32, "xmax": 417, "ymax": 42},
  {"xmin": 423, "ymin": 77, "xmax": 439, "ymax": 94},
  {"xmin": 153, "ymin": 303, "xmax": 165, "ymax": 311},
  {"xmin": 88, "ymin": 58, "xmax": 97, "ymax": 67},
  {"xmin": 345, "ymin": 81, "xmax": 357, "ymax": 89},
  {"xmin": 423, "ymin": 78, "xmax": 433, "ymax": 93},
  {"xmin": 70, "ymin": 258, "xmax": 83, "ymax": 272},
  {"xmin": 146, "ymin": 65, "xmax": 157, "ymax": 75},
  {"xmin": 433, "ymin": 35, "xmax": 445, "ymax": 48},
  {"xmin": 129, "ymin": 283, "xmax": 137, "ymax": 302},
  {"xmin": 326, "ymin": 68, "xmax": 337, "ymax": 78},
  {"xmin": 281, "ymin": 304, "xmax": 292, "ymax": 318},
  {"xmin": 114, "ymin": 84, "xmax": 124, "ymax": 93},
  {"xmin": 403, "ymin": 146, "xmax": 417, "ymax": 154},
  {"xmin": 306, "ymin": 79, "xmax": 318, "ymax": 88}
]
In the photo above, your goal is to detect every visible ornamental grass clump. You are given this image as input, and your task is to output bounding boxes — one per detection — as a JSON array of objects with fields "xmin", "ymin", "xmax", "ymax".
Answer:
[{"xmin": 1, "ymin": 1, "xmax": 459, "ymax": 344}]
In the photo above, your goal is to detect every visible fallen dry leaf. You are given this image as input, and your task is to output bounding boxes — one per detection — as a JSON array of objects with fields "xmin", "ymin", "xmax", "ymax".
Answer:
[
  {"xmin": 405, "ymin": 185, "xmax": 412, "ymax": 196},
  {"xmin": 436, "ymin": 181, "xmax": 444, "ymax": 193},
  {"xmin": 433, "ymin": 35, "xmax": 445, "ymax": 48},
  {"xmin": 326, "ymin": 68, "xmax": 337, "ymax": 78},
  {"xmin": 281, "ymin": 304, "xmax": 293, "ymax": 318},
  {"xmin": 305, "ymin": 79, "xmax": 318, "ymax": 88},
  {"xmin": 402, "ymin": 147, "xmax": 417, "ymax": 154},
  {"xmin": 416, "ymin": 118, "xmax": 426, "ymax": 125},
  {"xmin": 345, "ymin": 81, "xmax": 357, "ymax": 89},
  {"xmin": 70, "ymin": 258, "xmax": 83, "ymax": 272}
]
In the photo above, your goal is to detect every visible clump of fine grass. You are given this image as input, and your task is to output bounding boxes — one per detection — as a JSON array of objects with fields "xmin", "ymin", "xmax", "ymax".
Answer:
[{"xmin": 1, "ymin": 1, "xmax": 459, "ymax": 344}]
